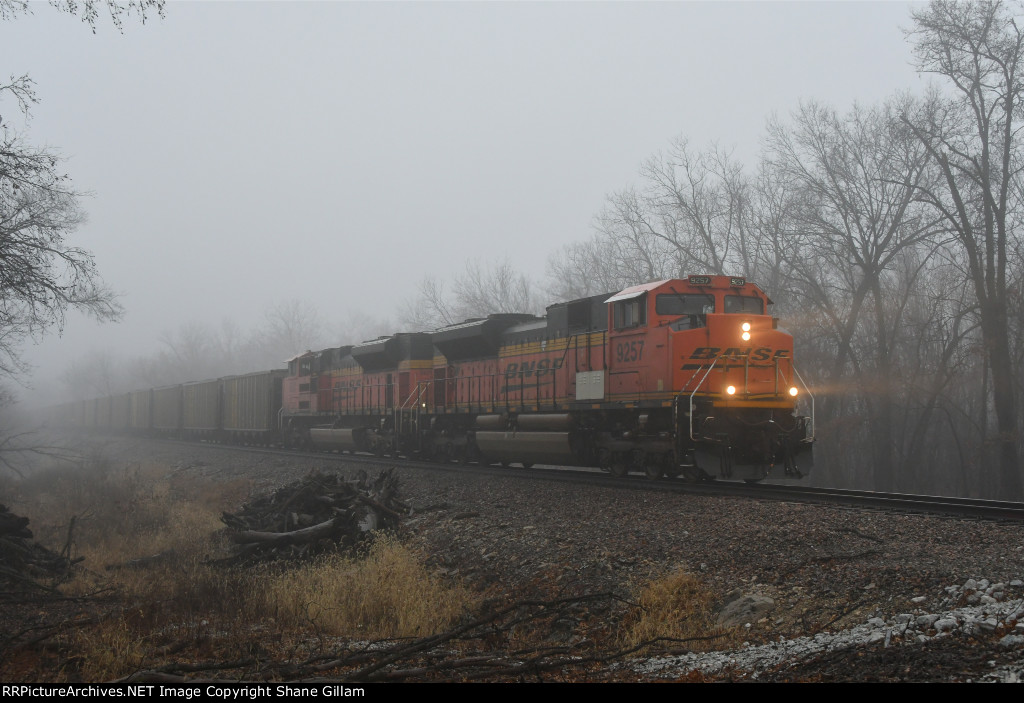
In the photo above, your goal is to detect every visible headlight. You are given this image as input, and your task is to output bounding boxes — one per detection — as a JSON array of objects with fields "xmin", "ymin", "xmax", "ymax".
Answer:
[
  {"xmin": 789, "ymin": 387, "xmax": 799, "ymax": 397},
  {"xmin": 726, "ymin": 385, "xmax": 736, "ymax": 395},
  {"xmin": 741, "ymin": 331, "xmax": 751, "ymax": 341},
  {"xmin": 741, "ymin": 322, "xmax": 751, "ymax": 332}
]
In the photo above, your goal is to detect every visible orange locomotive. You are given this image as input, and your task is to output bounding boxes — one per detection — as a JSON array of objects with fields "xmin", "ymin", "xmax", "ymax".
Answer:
[{"xmin": 283, "ymin": 276, "xmax": 813, "ymax": 481}]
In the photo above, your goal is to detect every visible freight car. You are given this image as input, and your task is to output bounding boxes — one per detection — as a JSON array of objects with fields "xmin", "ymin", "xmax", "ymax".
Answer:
[
  {"xmin": 54, "ymin": 370, "xmax": 286, "ymax": 445},
  {"xmin": 52, "ymin": 276, "xmax": 813, "ymax": 482}
]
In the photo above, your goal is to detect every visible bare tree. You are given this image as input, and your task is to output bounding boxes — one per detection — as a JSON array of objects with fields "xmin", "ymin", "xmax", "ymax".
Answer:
[
  {"xmin": 546, "ymin": 141, "xmax": 769, "ymax": 303},
  {"xmin": 903, "ymin": 0, "xmax": 1024, "ymax": 499},
  {"xmin": 337, "ymin": 310, "xmax": 394, "ymax": 344},
  {"xmin": 0, "ymin": 1, "xmax": 164, "ymax": 31},
  {"xmin": 0, "ymin": 0, "xmax": 164, "ymax": 396},
  {"xmin": 544, "ymin": 237, "xmax": 641, "ymax": 302},
  {"xmin": 157, "ymin": 321, "xmax": 221, "ymax": 382},
  {"xmin": 766, "ymin": 96, "xmax": 942, "ymax": 490},
  {"xmin": 58, "ymin": 349, "xmax": 122, "ymax": 400},
  {"xmin": 401, "ymin": 258, "xmax": 539, "ymax": 330},
  {"xmin": 0, "ymin": 76, "xmax": 122, "ymax": 383},
  {"xmin": 452, "ymin": 259, "xmax": 537, "ymax": 317},
  {"xmin": 254, "ymin": 299, "xmax": 326, "ymax": 367},
  {"xmin": 649, "ymin": 140, "xmax": 751, "ymax": 275}
]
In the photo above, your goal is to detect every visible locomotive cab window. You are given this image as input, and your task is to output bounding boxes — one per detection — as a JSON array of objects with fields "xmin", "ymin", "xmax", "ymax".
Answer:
[
  {"xmin": 656, "ymin": 294, "xmax": 715, "ymax": 316},
  {"xmin": 724, "ymin": 295, "xmax": 764, "ymax": 314},
  {"xmin": 614, "ymin": 295, "xmax": 647, "ymax": 330}
]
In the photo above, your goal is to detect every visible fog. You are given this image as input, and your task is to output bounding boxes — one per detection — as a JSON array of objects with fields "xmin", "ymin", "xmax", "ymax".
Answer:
[{"xmin": 4, "ymin": 1, "xmax": 920, "ymax": 403}]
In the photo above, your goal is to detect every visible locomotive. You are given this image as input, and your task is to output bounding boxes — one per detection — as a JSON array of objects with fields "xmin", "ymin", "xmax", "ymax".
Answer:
[{"xmin": 282, "ymin": 275, "xmax": 814, "ymax": 481}]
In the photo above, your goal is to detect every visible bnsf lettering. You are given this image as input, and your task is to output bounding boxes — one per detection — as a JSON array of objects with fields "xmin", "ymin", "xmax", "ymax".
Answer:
[
  {"xmin": 504, "ymin": 358, "xmax": 563, "ymax": 378},
  {"xmin": 688, "ymin": 347, "xmax": 788, "ymax": 361},
  {"xmin": 690, "ymin": 347, "xmax": 720, "ymax": 360}
]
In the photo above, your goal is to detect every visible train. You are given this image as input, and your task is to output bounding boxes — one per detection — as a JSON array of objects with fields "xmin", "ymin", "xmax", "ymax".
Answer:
[{"xmin": 49, "ymin": 275, "xmax": 814, "ymax": 481}]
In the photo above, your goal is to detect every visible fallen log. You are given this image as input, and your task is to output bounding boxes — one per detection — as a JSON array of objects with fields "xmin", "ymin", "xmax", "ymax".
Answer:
[
  {"xmin": 218, "ymin": 468, "xmax": 405, "ymax": 562},
  {"xmin": 230, "ymin": 516, "xmax": 346, "ymax": 545}
]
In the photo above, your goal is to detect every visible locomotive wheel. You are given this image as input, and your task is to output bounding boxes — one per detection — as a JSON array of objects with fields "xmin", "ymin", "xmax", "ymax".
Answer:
[
  {"xmin": 500, "ymin": 460, "xmax": 511, "ymax": 468},
  {"xmin": 681, "ymin": 462, "xmax": 711, "ymax": 482},
  {"xmin": 644, "ymin": 463, "xmax": 664, "ymax": 480},
  {"xmin": 784, "ymin": 453, "xmax": 803, "ymax": 479},
  {"xmin": 610, "ymin": 459, "xmax": 629, "ymax": 478},
  {"xmin": 521, "ymin": 462, "xmax": 534, "ymax": 469}
]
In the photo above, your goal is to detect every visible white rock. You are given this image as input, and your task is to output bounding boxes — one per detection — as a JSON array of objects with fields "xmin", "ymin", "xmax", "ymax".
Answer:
[{"xmin": 998, "ymin": 634, "xmax": 1024, "ymax": 649}]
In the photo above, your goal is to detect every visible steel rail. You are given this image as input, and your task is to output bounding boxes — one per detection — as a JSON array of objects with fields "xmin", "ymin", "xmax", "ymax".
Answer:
[{"xmin": 136, "ymin": 437, "xmax": 1024, "ymax": 522}]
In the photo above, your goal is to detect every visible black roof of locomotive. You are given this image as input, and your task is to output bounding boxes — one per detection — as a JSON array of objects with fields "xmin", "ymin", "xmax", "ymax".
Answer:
[
  {"xmin": 431, "ymin": 313, "xmax": 539, "ymax": 361},
  {"xmin": 544, "ymin": 291, "xmax": 613, "ymax": 334},
  {"xmin": 351, "ymin": 332, "xmax": 434, "ymax": 371},
  {"xmin": 431, "ymin": 292, "xmax": 615, "ymax": 358}
]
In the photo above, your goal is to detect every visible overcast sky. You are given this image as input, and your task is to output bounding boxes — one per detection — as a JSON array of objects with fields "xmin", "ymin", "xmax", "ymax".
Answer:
[{"xmin": 5, "ymin": 0, "xmax": 925, "ymax": 398}]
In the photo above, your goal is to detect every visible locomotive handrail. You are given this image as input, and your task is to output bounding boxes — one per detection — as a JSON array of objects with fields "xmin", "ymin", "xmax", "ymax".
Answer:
[
  {"xmin": 681, "ymin": 365, "xmax": 707, "ymax": 393},
  {"xmin": 688, "ymin": 357, "xmax": 721, "ymax": 441},
  {"xmin": 792, "ymin": 364, "xmax": 815, "ymax": 442}
]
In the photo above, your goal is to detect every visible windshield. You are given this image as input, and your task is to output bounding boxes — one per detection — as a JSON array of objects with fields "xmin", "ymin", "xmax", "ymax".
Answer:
[
  {"xmin": 656, "ymin": 293, "xmax": 715, "ymax": 315},
  {"xmin": 724, "ymin": 295, "xmax": 764, "ymax": 314}
]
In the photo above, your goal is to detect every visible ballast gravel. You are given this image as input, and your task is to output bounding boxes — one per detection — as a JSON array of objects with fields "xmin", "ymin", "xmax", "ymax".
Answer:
[{"xmin": 91, "ymin": 438, "xmax": 1024, "ymax": 682}]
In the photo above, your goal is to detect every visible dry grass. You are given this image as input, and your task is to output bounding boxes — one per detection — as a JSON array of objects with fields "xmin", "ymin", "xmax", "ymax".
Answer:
[
  {"xmin": 267, "ymin": 535, "xmax": 474, "ymax": 639},
  {"xmin": 620, "ymin": 569, "xmax": 740, "ymax": 651},
  {"xmin": 14, "ymin": 453, "xmax": 250, "ymax": 564},
  {"xmin": 5, "ymin": 452, "xmax": 476, "ymax": 681},
  {"xmin": 6, "ymin": 450, "xmax": 744, "ymax": 681}
]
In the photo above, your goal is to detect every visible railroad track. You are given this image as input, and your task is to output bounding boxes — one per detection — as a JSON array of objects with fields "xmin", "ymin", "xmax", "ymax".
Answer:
[{"xmin": 158, "ymin": 438, "xmax": 1024, "ymax": 522}]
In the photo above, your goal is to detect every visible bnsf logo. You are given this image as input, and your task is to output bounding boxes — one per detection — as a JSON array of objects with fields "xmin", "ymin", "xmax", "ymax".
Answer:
[
  {"xmin": 689, "ymin": 347, "xmax": 790, "ymax": 361},
  {"xmin": 505, "ymin": 358, "xmax": 564, "ymax": 378}
]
